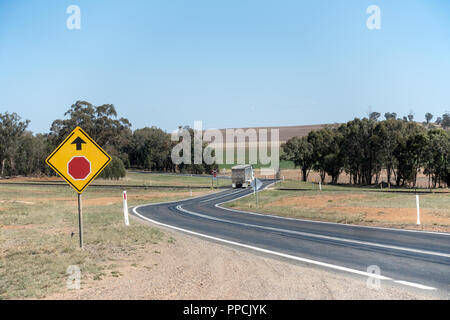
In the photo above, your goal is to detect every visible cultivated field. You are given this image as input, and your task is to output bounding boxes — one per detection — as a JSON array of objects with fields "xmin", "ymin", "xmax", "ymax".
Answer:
[
  {"xmin": 210, "ymin": 124, "xmax": 330, "ymax": 143},
  {"xmin": 225, "ymin": 182, "xmax": 450, "ymax": 233}
]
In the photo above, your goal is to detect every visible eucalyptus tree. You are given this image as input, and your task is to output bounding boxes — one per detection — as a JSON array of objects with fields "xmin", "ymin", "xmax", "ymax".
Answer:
[
  {"xmin": 0, "ymin": 112, "xmax": 30, "ymax": 177},
  {"xmin": 49, "ymin": 101, "xmax": 132, "ymax": 167},
  {"xmin": 282, "ymin": 136, "xmax": 313, "ymax": 181}
]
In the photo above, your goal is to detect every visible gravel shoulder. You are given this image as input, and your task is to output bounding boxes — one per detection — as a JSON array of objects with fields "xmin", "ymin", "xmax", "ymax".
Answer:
[{"xmin": 46, "ymin": 218, "xmax": 436, "ymax": 300}]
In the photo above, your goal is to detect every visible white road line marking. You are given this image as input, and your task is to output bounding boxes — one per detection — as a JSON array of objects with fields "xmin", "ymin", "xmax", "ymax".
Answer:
[
  {"xmin": 199, "ymin": 190, "xmax": 245, "ymax": 203},
  {"xmin": 132, "ymin": 205, "xmax": 391, "ymax": 281},
  {"xmin": 129, "ymin": 188, "xmax": 224, "ymax": 208},
  {"xmin": 176, "ymin": 205, "xmax": 450, "ymax": 258},
  {"xmin": 393, "ymin": 280, "xmax": 436, "ymax": 290}
]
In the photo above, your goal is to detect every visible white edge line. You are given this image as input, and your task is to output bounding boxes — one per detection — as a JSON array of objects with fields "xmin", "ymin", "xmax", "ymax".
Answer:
[
  {"xmin": 393, "ymin": 281, "xmax": 436, "ymax": 290},
  {"xmin": 132, "ymin": 204, "xmax": 392, "ymax": 281},
  {"xmin": 216, "ymin": 183, "xmax": 450, "ymax": 237}
]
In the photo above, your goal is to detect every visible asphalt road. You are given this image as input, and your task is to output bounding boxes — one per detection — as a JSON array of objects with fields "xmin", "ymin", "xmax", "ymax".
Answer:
[{"xmin": 133, "ymin": 179, "xmax": 450, "ymax": 297}]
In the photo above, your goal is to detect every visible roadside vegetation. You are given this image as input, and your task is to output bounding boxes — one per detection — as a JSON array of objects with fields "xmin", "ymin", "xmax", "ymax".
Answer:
[
  {"xmin": 0, "ymin": 182, "xmax": 213, "ymax": 299},
  {"xmin": 282, "ymin": 113, "xmax": 450, "ymax": 188}
]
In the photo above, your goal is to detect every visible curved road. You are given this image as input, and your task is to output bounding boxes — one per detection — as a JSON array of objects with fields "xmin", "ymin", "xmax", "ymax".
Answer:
[{"xmin": 132, "ymin": 179, "xmax": 450, "ymax": 297}]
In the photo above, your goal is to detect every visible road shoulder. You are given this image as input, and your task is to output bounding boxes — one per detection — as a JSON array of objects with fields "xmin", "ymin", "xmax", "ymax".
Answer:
[{"xmin": 46, "ymin": 219, "xmax": 436, "ymax": 300}]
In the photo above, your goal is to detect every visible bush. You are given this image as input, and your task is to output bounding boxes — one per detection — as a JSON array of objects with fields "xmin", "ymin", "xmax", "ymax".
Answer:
[{"xmin": 98, "ymin": 156, "xmax": 126, "ymax": 180}]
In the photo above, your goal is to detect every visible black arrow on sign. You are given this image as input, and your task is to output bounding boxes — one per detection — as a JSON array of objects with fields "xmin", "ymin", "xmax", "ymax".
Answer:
[{"xmin": 71, "ymin": 137, "xmax": 86, "ymax": 150}]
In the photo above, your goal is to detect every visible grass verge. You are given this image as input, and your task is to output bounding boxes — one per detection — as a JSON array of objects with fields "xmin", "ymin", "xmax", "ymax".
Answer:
[{"xmin": 0, "ymin": 184, "xmax": 211, "ymax": 299}]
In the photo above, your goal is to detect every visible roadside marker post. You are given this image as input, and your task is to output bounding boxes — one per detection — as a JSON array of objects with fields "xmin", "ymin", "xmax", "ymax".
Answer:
[
  {"xmin": 416, "ymin": 194, "xmax": 421, "ymax": 225},
  {"xmin": 319, "ymin": 181, "xmax": 322, "ymax": 191},
  {"xmin": 211, "ymin": 169, "xmax": 218, "ymax": 189},
  {"xmin": 123, "ymin": 191, "xmax": 129, "ymax": 226},
  {"xmin": 45, "ymin": 127, "xmax": 112, "ymax": 249}
]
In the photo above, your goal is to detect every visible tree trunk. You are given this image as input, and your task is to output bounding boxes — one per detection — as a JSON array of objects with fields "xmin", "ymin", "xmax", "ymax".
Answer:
[
  {"xmin": 302, "ymin": 167, "xmax": 308, "ymax": 182},
  {"xmin": 1, "ymin": 159, "xmax": 6, "ymax": 177},
  {"xmin": 320, "ymin": 171, "xmax": 326, "ymax": 183},
  {"xmin": 387, "ymin": 165, "xmax": 391, "ymax": 186}
]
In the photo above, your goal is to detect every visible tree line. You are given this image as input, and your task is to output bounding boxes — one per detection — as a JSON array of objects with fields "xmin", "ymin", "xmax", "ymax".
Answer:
[
  {"xmin": 1, "ymin": 101, "xmax": 449, "ymax": 185},
  {"xmin": 0, "ymin": 101, "xmax": 216, "ymax": 179},
  {"xmin": 282, "ymin": 113, "xmax": 450, "ymax": 188}
]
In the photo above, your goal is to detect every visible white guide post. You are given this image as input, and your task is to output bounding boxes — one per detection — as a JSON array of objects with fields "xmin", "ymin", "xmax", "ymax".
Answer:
[
  {"xmin": 123, "ymin": 191, "xmax": 129, "ymax": 226},
  {"xmin": 416, "ymin": 194, "xmax": 420, "ymax": 225}
]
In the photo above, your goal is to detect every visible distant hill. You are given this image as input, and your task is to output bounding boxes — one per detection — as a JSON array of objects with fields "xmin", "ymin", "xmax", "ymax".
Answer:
[{"xmin": 210, "ymin": 124, "xmax": 335, "ymax": 143}]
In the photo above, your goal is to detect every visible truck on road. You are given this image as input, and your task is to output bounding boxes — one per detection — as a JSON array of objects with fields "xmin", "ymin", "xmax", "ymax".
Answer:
[{"xmin": 231, "ymin": 165, "xmax": 254, "ymax": 188}]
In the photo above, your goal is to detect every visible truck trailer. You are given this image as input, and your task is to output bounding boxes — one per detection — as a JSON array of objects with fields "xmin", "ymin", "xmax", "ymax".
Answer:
[{"xmin": 231, "ymin": 165, "xmax": 254, "ymax": 188}]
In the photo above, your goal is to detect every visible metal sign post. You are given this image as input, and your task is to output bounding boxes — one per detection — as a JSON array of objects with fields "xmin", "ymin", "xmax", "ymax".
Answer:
[
  {"xmin": 77, "ymin": 194, "xmax": 83, "ymax": 249},
  {"xmin": 251, "ymin": 178, "xmax": 262, "ymax": 208}
]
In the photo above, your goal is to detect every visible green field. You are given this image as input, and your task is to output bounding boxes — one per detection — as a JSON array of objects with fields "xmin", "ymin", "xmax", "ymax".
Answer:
[
  {"xmin": 97, "ymin": 172, "xmax": 231, "ymax": 187},
  {"xmin": 0, "ymin": 182, "xmax": 212, "ymax": 299},
  {"xmin": 1, "ymin": 171, "xmax": 231, "ymax": 188}
]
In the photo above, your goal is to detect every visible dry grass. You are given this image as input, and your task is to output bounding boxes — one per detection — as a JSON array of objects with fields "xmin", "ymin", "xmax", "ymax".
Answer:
[
  {"xmin": 225, "ymin": 189, "xmax": 450, "ymax": 232},
  {"xmin": 0, "ymin": 183, "xmax": 212, "ymax": 299}
]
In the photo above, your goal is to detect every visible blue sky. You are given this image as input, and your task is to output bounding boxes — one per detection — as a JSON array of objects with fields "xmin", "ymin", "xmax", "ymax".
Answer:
[{"xmin": 1, "ymin": 0, "xmax": 449, "ymax": 134}]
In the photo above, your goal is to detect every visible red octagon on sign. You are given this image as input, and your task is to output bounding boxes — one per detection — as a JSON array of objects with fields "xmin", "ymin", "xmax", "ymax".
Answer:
[{"xmin": 68, "ymin": 156, "xmax": 91, "ymax": 180}]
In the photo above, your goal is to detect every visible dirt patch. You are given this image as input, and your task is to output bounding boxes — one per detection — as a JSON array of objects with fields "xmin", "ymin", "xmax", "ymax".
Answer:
[
  {"xmin": 0, "ymin": 200, "xmax": 35, "ymax": 205},
  {"xmin": 41, "ymin": 226, "xmax": 74, "ymax": 235},
  {"xmin": 270, "ymin": 194, "xmax": 368, "ymax": 208},
  {"xmin": 1, "ymin": 176, "xmax": 62, "ymax": 183},
  {"xmin": 0, "ymin": 224, "xmax": 35, "ymax": 230},
  {"xmin": 267, "ymin": 194, "xmax": 449, "ymax": 230},
  {"xmin": 0, "ymin": 191, "xmax": 209, "ymax": 207},
  {"xmin": 82, "ymin": 192, "xmax": 208, "ymax": 207},
  {"xmin": 279, "ymin": 169, "xmax": 444, "ymax": 188}
]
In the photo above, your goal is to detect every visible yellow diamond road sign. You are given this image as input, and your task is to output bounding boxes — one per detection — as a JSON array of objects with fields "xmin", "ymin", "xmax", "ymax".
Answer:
[{"xmin": 46, "ymin": 127, "xmax": 112, "ymax": 193}]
